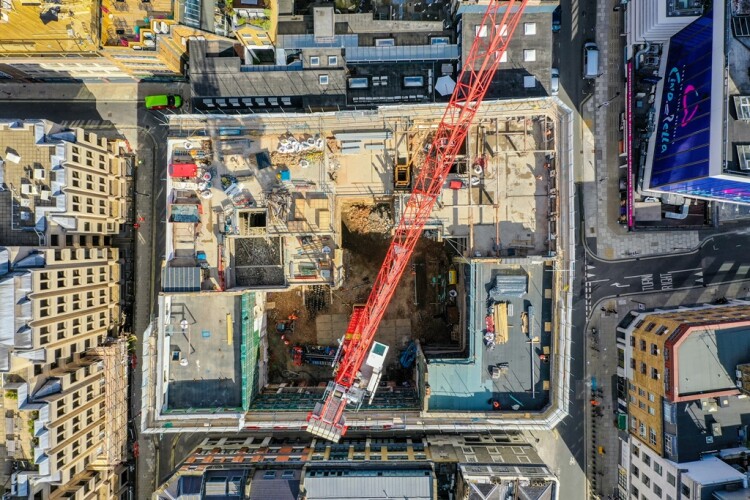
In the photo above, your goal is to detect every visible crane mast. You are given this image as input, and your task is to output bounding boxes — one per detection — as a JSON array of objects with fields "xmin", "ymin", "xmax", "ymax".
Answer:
[{"xmin": 306, "ymin": 0, "xmax": 529, "ymax": 442}]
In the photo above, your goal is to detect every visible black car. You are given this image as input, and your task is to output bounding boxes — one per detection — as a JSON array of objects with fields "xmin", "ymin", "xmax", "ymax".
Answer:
[{"xmin": 552, "ymin": 6, "xmax": 561, "ymax": 33}]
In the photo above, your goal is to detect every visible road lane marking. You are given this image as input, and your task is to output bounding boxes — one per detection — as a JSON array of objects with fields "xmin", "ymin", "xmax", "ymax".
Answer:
[
  {"xmin": 641, "ymin": 275, "xmax": 654, "ymax": 291},
  {"xmin": 624, "ymin": 274, "xmax": 652, "ymax": 279},
  {"xmin": 668, "ymin": 268, "xmax": 703, "ymax": 273},
  {"xmin": 719, "ymin": 262, "xmax": 735, "ymax": 272},
  {"xmin": 659, "ymin": 274, "xmax": 673, "ymax": 290},
  {"xmin": 739, "ymin": 265, "xmax": 750, "ymax": 276}
]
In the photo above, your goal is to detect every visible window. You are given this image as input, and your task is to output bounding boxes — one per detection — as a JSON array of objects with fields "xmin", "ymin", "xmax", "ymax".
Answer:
[
  {"xmin": 650, "ymin": 343, "xmax": 658, "ymax": 355},
  {"xmin": 348, "ymin": 77, "xmax": 369, "ymax": 89},
  {"xmin": 640, "ymin": 362, "xmax": 647, "ymax": 375},
  {"xmin": 328, "ymin": 55, "xmax": 338, "ymax": 65},
  {"xmin": 649, "ymin": 427, "xmax": 657, "ymax": 446},
  {"xmin": 375, "ymin": 38, "xmax": 395, "ymax": 46},
  {"xmin": 630, "ymin": 336, "xmax": 636, "ymax": 347},
  {"xmin": 640, "ymin": 339, "xmax": 647, "ymax": 351},
  {"xmin": 524, "ymin": 22, "xmax": 537, "ymax": 35},
  {"xmin": 681, "ymin": 484, "xmax": 690, "ymax": 497},
  {"xmin": 648, "ymin": 393, "xmax": 655, "ymax": 402},
  {"xmin": 631, "ymin": 445, "xmax": 639, "ymax": 457},
  {"xmin": 639, "ymin": 422, "xmax": 646, "ymax": 437},
  {"xmin": 648, "ymin": 406, "xmax": 655, "ymax": 416},
  {"xmin": 631, "ymin": 485, "xmax": 639, "ymax": 497},
  {"xmin": 653, "ymin": 484, "xmax": 662, "ymax": 498},
  {"xmin": 319, "ymin": 75, "xmax": 329, "ymax": 85},
  {"xmin": 642, "ymin": 474, "xmax": 650, "ymax": 487},
  {"xmin": 653, "ymin": 462, "xmax": 662, "ymax": 476},
  {"xmin": 645, "ymin": 322, "xmax": 656, "ymax": 332},
  {"xmin": 403, "ymin": 76, "xmax": 424, "ymax": 87},
  {"xmin": 499, "ymin": 51, "xmax": 508, "ymax": 63},
  {"xmin": 476, "ymin": 25, "xmax": 488, "ymax": 37},
  {"xmin": 651, "ymin": 368, "xmax": 659, "ymax": 380},
  {"xmin": 310, "ymin": 56, "xmax": 320, "ymax": 66},
  {"xmin": 642, "ymin": 454, "xmax": 650, "ymax": 466},
  {"xmin": 638, "ymin": 401, "xmax": 646, "ymax": 410},
  {"xmin": 638, "ymin": 388, "xmax": 646, "ymax": 397},
  {"xmin": 523, "ymin": 49, "xmax": 536, "ymax": 62},
  {"xmin": 631, "ymin": 465, "xmax": 639, "ymax": 478}
]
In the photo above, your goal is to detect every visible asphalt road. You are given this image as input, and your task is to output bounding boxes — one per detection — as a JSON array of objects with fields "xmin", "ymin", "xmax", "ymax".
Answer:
[
  {"xmin": 527, "ymin": 0, "xmax": 597, "ymax": 498},
  {"xmin": 585, "ymin": 231, "xmax": 750, "ymax": 306}
]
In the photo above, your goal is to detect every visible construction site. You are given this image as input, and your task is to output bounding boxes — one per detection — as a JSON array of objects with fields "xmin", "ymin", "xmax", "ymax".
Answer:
[{"xmin": 148, "ymin": 98, "xmax": 574, "ymax": 435}]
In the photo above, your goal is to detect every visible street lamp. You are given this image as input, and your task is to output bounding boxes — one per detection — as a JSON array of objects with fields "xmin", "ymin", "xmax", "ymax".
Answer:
[{"xmin": 597, "ymin": 92, "xmax": 621, "ymax": 109}]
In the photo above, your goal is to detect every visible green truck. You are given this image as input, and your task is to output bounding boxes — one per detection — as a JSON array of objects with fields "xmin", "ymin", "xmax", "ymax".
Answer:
[{"xmin": 144, "ymin": 94, "xmax": 182, "ymax": 110}]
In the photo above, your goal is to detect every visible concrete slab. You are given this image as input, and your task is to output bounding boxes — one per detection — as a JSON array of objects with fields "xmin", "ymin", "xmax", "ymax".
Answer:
[
  {"xmin": 165, "ymin": 294, "xmax": 243, "ymax": 409},
  {"xmin": 426, "ymin": 259, "xmax": 552, "ymax": 412}
]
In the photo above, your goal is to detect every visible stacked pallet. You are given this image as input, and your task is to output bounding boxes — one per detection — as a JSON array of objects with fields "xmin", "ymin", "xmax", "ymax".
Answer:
[{"xmin": 493, "ymin": 302, "xmax": 508, "ymax": 344}]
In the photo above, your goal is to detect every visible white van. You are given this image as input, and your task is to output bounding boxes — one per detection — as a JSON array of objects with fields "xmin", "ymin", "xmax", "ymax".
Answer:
[{"xmin": 583, "ymin": 42, "xmax": 599, "ymax": 79}]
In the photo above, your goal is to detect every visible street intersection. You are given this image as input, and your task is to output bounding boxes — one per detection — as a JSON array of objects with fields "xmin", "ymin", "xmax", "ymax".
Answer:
[{"xmin": 583, "ymin": 232, "xmax": 750, "ymax": 317}]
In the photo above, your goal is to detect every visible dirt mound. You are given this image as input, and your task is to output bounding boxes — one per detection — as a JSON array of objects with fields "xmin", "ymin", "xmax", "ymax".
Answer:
[{"xmin": 342, "ymin": 203, "xmax": 393, "ymax": 234}]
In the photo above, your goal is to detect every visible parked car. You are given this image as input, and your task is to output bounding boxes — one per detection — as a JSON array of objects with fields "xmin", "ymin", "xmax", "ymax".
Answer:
[
  {"xmin": 144, "ymin": 94, "xmax": 182, "ymax": 110},
  {"xmin": 552, "ymin": 6, "xmax": 561, "ymax": 33},
  {"xmin": 550, "ymin": 68, "xmax": 559, "ymax": 95}
]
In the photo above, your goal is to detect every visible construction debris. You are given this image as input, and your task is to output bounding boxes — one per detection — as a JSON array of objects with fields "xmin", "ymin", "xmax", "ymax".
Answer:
[{"xmin": 342, "ymin": 203, "xmax": 393, "ymax": 234}]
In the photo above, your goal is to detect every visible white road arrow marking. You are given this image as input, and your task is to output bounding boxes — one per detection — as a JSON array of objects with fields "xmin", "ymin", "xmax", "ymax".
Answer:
[
  {"xmin": 694, "ymin": 271, "xmax": 704, "ymax": 276},
  {"xmin": 610, "ymin": 282, "xmax": 631, "ymax": 288},
  {"xmin": 587, "ymin": 273, "xmax": 595, "ymax": 278},
  {"xmin": 695, "ymin": 278, "xmax": 704, "ymax": 283},
  {"xmin": 586, "ymin": 265, "xmax": 596, "ymax": 270}
]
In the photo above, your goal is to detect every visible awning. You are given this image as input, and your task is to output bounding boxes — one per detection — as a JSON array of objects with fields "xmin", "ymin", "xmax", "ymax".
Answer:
[
  {"xmin": 162, "ymin": 267, "xmax": 201, "ymax": 293},
  {"xmin": 170, "ymin": 162, "xmax": 198, "ymax": 178}
]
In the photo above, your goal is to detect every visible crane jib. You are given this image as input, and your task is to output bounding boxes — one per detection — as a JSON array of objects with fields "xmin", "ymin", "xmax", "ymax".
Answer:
[{"xmin": 306, "ymin": 0, "xmax": 531, "ymax": 443}]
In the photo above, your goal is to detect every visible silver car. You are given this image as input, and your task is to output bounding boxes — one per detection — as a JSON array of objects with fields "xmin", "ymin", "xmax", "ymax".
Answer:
[{"xmin": 550, "ymin": 68, "xmax": 560, "ymax": 95}]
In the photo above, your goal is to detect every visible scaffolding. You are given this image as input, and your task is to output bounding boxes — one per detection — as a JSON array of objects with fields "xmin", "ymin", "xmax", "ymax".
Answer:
[{"xmin": 90, "ymin": 340, "xmax": 129, "ymax": 468}]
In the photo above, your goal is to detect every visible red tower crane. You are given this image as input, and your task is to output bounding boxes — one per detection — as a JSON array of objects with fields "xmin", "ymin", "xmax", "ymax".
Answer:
[{"xmin": 306, "ymin": 0, "xmax": 530, "ymax": 442}]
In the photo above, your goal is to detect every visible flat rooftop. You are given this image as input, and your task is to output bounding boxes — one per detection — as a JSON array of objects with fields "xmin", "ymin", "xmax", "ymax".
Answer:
[
  {"xmin": 676, "ymin": 325, "xmax": 750, "ymax": 397},
  {"xmin": 164, "ymin": 293, "xmax": 243, "ymax": 409},
  {"xmin": 0, "ymin": 0, "xmax": 98, "ymax": 53},
  {"xmin": 100, "ymin": 0, "xmax": 172, "ymax": 46},
  {"xmin": 671, "ymin": 394, "xmax": 750, "ymax": 462},
  {"xmin": 426, "ymin": 259, "xmax": 552, "ymax": 412}
]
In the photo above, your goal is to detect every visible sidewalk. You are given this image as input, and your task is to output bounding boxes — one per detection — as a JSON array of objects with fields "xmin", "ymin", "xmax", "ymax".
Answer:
[
  {"xmin": 585, "ymin": 302, "xmax": 622, "ymax": 500},
  {"xmin": 580, "ymin": 4, "xmax": 700, "ymax": 260},
  {"xmin": 0, "ymin": 81, "xmax": 186, "ymax": 101}
]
